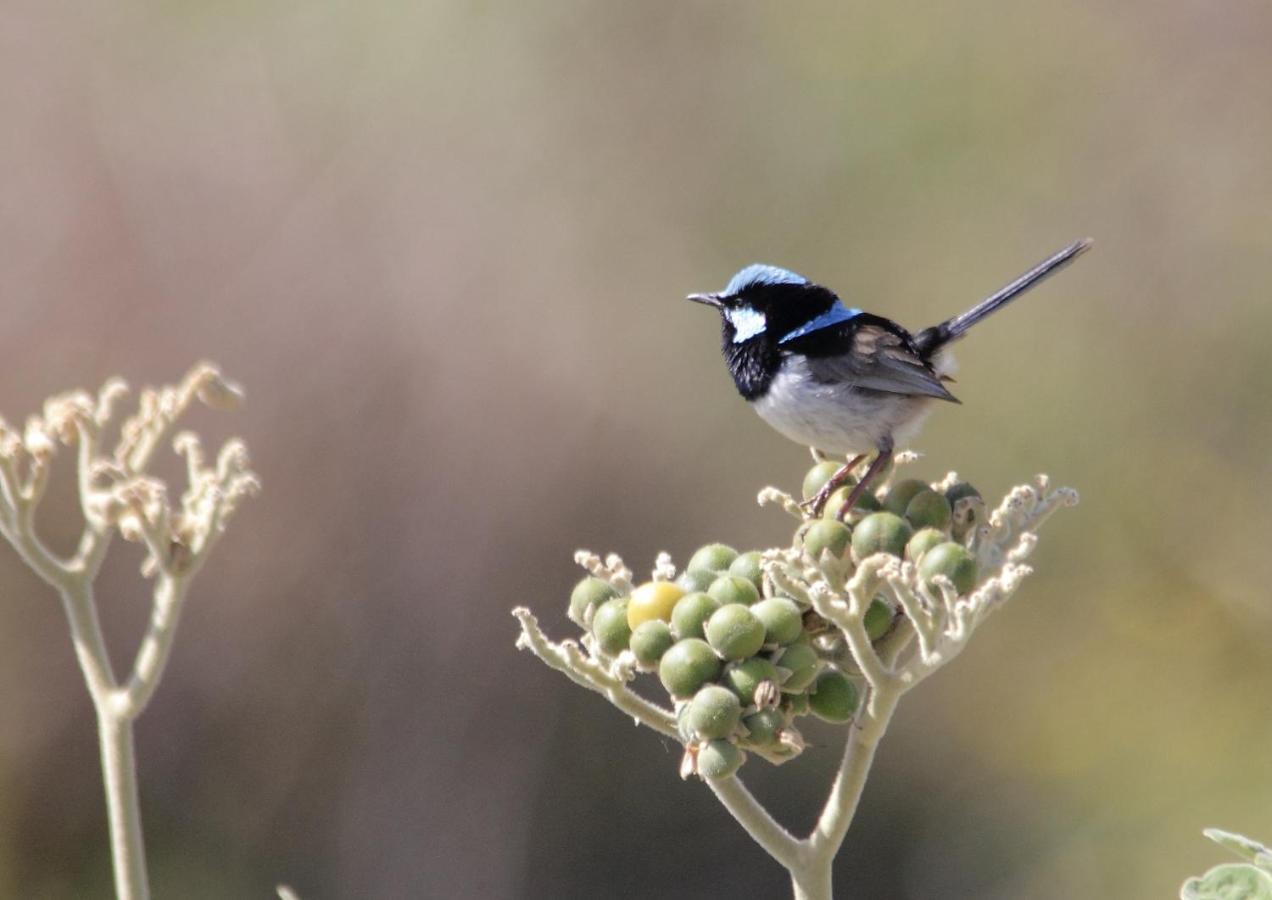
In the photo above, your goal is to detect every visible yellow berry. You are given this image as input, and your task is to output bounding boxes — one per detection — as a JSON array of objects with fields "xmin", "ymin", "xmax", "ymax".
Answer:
[{"xmin": 626, "ymin": 581, "xmax": 685, "ymax": 629}]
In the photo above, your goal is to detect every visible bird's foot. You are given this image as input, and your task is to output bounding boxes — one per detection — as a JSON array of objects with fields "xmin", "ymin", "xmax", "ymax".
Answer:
[{"xmin": 800, "ymin": 454, "xmax": 866, "ymax": 517}]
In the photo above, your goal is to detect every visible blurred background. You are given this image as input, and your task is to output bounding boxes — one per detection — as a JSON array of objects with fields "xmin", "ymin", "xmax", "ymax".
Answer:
[{"xmin": 1, "ymin": 1, "xmax": 1270, "ymax": 897}]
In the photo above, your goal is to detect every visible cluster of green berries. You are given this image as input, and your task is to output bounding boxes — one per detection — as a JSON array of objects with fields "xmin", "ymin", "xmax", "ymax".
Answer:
[
  {"xmin": 800, "ymin": 460, "xmax": 985, "ymax": 597},
  {"xmin": 571, "ymin": 543, "xmax": 853, "ymax": 780},
  {"xmin": 567, "ymin": 462, "xmax": 987, "ymax": 781}
]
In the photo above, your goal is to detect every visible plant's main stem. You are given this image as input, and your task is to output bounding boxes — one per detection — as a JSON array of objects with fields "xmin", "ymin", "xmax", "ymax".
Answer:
[
  {"xmin": 59, "ymin": 578, "xmax": 152, "ymax": 900},
  {"xmin": 710, "ymin": 682, "xmax": 903, "ymax": 900},
  {"xmin": 97, "ymin": 713, "xmax": 148, "ymax": 900}
]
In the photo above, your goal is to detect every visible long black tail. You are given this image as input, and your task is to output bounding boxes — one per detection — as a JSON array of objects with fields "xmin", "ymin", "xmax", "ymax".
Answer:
[{"xmin": 914, "ymin": 238, "xmax": 1092, "ymax": 357}]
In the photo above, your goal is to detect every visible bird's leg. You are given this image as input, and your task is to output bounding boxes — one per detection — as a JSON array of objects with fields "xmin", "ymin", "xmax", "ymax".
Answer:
[
  {"xmin": 834, "ymin": 445, "xmax": 894, "ymax": 523},
  {"xmin": 802, "ymin": 454, "xmax": 867, "ymax": 517}
]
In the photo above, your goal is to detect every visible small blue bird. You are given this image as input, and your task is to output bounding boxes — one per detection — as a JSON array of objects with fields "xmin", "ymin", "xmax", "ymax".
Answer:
[{"xmin": 687, "ymin": 239, "xmax": 1092, "ymax": 517}]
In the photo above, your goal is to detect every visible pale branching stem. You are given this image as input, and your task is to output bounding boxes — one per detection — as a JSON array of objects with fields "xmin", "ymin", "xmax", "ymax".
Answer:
[
  {"xmin": 116, "ymin": 574, "xmax": 190, "ymax": 719},
  {"xmin": 0, "ymin": 365, "xmax": 256, "ymax": 900},
  {"xmin": 706, "ymin": 775, "xmax": 803, "ymax": 871},
  {"xmin": 58, "ymin": 579, "xmax": 119, "ymax": 702},
  {"xmin": 513, "ymin": 608, "xmax": 678, "ymax": 738},
  {"xmin": 97, "ymin": 712, "xmax": 148, "ymax": 900},
  {"xmin": 809, "ymin": 683, "xmax": 901, "ymax": 855}
]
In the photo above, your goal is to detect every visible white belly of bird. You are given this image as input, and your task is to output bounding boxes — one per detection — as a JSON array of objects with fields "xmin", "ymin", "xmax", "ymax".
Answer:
[{"xmin": 749, "ymin": 357, "xmax": 937, "ymax": 455}]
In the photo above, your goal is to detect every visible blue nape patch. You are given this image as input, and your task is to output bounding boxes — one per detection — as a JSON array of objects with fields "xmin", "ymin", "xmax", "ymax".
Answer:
[
  {"xmin": 723, "ymin": 264, "xmax": 808, "ymax": 297},
  {"xmin": 779, "ymin": 303, "xmax": 862, "ymax": 344}
]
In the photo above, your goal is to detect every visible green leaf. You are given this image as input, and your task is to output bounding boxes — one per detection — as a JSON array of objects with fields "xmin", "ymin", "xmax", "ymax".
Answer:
[
  {"xmin": 1205, "ymin": 829, "xmax": 1272, "ymax": 872},
  {"xmin": 1180, "ymin": 863, "xmax": 1272, "ymax": 900}
]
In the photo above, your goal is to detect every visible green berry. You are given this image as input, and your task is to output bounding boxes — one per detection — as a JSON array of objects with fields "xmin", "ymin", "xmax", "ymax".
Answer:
[
  {"xmin": 863, "ymin": 598, "xmax": 894, "ymax": 641},
  {"xmin": 851, "ymin": 512, "xmax": 913, "ymax": 560},
  {"xmin": 774, "ymin": 642, "xmax": 820, "ymax": 692},
  {"xmin": 658, "ymin": 638, "xmax": 722, "ymax": 698},
  {"xmin": 707, "ymin": 574, "xmax": 760, "ymax": 607},
  {"xmin": 884, "ymin": 479, "xmax": 930, "ymax": 516},
  {"xmin": 569, "ymin": 577, "xmax": 617, "ymax": 625},
  {"xmin": 591, "ymin": 598, "xmax": 631, "ymax": 656},
  {"xmin": 803, "ymin": 520, "xmax": 851, "ymax": 560},
  {"xmin": 687, "ymin": 543, "xmax": 737, "ymax": 574},
  {"xmin": 802, "ymin": 460, "xmax": 845, "ymax": 501},
  {"xmin": 727, "ymin": 551, "xmax": 764, "ymax": 588},
  {"xmin": 723, "ymin": 656, "xmax": 781, "ymax": 705},
  {"xmin": 742, "ymin": 708, "xmax": 786, "ymax": 747},
  {"xmin": 822, "ymin": 484, "xmax": 880, "ymax": 521},
  {"xmin": 904, "ymin": 489, "xmax": 952, "ymax": 531},
  {"xmin": 944, "ymin": 481, "xmax": 982, "ymax": 506},
  {"xmin": 751, "ymin": 597, "xmax": 803, "ymax": 645},
  {"xmin": 670, "ymin": 592, "xmax": 721, "ymax": 640},
  {"xmin": 626, "ymin": 581, "xmax": 685, "ymax": 628},
  {"xmin": 906, "ymin": 527, "xmax": 946, "ymax": 562},
  {"xmin": 687, "ymin": 685, "xmax": 742, "ymax": 740},
  {"xmin": 705, "ymin": 604, "xmax": 766, "ymax": 661},
  {"xmin": 918, "ymin": 542, "xmax": 979, "ymax": 595},
  {"xmin": 629, "ymin": 619, "xmax": 675, "ymax": 667},
  {"xmin": 697, "ymin": 739, "xmax": 744, "ymax": 779},
  {"xmin": 676, "ymin": 568, "xmax": 716, "ymax": 593},
  {"xmin": 809, "ymin": 669, "xmax": 859, "ymax": 723}
]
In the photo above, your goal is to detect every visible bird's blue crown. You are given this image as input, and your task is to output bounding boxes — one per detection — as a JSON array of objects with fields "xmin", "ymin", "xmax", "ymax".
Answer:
[{"xmin": 723, "ymin": 264, "xmax": 809, "ymax": 298}]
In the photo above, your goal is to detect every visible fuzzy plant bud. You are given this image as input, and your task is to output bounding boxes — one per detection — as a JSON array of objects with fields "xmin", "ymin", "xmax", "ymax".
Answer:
[
  {"xmin": 630, "ymin": 620, "xmax": 675, "ymax": 667},
  {"xmin": 696, "ymin": 739, "xmax": 744, "ymax": 779},
  {"xmin": 705, "ymin": 604, "xmax": 766, "ymax": 661},
  {"xmin": 676, "ymin": 568, "xmax": 716, "ymax": 593},
  {"xmin": 707, "ymin": 574, "xmax": 760, "ymax": 607},
  {"xmin": 687, "ymin": 685, "xmax": 742, "ymax": 740},
  {"xmin": 801, "ymin": 461, "xmax": 844, "ymax": 501},
  {"xmin": 659, "ymin": 638, "xmax": 722, "ymax": 698},
  {"xmin": 919, "ymin": 543, "xmax": 979, "ymax": 595},
  {"xmin": 727, "ymin": 551, "xmax": 764, "ymax": 588},
  {"xmin": 670, "ymin": 592, "xmax": 721, "ymax": 640},
  {"xmin": 741, "ymin": 708, "xmax": 786, "ymax": 748},
  {"xmin": 851, "ymin": 512, "xmax": 912, "ymax": 560},
  {"xmin": 803, "ymin": 520, "xmax": 851, "ymax": 560},
  {"xmin": 774, "ymin": 642, "xmax": 820, "ymax": 693},
  {"xmin": 750, "ymin": 598, "xmax": 803, "ymax": 645},
  {"xmin": 822, "ymin": 485, "xmax": 880, "ymax": 521},
  {"xmin": 809, "ymin": 670, "xmax": 859, "ymax": 723},
  {"xmin": 723, "ymin": 656, "xmax": 782, "ymax": 705},
  {"xmin": 883, "ymin": 479, "xmax": 929, "ymax": 516},
  {"xmin": 906, "ymin": 527, "xmax": 946, "ymax": 562},
  {"xmin": 686, "ymin": 543, "xmax": 737, "ymax": 574},
  {"xmin": 591, "ymin": 598, "xmax": 631, "ymax": 656},
  {"xmin": 569, "ymin": 577, "xmax": 617, "ymax": 626},
  {"xmin": 627, "ymin": 581, "xmax": 685, "ymax": 628},
  {"xmin": 904, "ymin": 489, "xmax": 952, "ymax": 531}
]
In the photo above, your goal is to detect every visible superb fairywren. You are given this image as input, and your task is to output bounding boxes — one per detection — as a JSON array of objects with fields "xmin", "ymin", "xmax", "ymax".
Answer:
[{"xmin": 687, "ymin": 239, "xmax": 1092, "ymax": 518}]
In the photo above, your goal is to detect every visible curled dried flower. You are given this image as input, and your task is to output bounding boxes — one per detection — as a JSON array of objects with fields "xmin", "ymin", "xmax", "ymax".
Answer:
[
  {"xmin": 0, "ymin": 363, "xmax": 258, "ymax": 900},
  {"xmin": 195, "ymin": 370, "xmax": 244, "ymax": 412}
]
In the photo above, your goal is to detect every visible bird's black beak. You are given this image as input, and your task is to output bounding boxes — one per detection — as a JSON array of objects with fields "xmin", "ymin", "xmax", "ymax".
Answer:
[{"xmin": 686, "ymin": 292, "xmax": 723, "ymax": 308}]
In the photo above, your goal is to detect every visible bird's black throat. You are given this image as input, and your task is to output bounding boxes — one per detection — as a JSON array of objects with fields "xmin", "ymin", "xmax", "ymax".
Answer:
[{"xmin": 722, "ymin": 333, "xmax": 779, "ymax": 401}]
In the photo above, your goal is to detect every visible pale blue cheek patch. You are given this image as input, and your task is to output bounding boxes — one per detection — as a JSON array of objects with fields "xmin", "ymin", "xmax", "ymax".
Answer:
[
  {"xmin": 779, "ymin": 303, "xmax": 862, "ymax": 344},
  {"xmin": 727, "ymin": 306, "xmax": 768, "ymax": 343}
]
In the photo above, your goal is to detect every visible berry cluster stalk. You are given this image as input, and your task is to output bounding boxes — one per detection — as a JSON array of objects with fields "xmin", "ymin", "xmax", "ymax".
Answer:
[
  {"xmin": 0, "ymin": 365, "xmax": 259, "ymax": 900},
  {"xmin": 515, "ymin": 457, "xmax": 1075, "ymax": 900}
]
